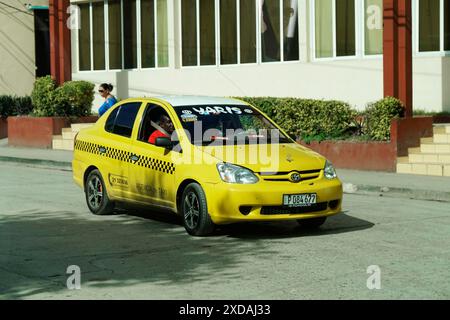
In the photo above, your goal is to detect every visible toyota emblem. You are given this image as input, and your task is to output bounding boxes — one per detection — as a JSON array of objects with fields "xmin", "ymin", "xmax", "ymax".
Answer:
[{"xmin": 289, "ymin": 172, "xmax": 301, "ymax": 183}]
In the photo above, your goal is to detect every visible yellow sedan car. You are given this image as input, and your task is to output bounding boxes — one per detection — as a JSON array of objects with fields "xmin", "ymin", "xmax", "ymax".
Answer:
[{"xmin": 73, "ymin": 96, "xmax": 342, "ymax": 236}]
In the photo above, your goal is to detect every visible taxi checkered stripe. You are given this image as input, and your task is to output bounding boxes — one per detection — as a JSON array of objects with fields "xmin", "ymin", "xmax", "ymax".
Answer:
[
  {"xmin": 74, "ymin": 140, "xmax": 100, "ymax": 155},
  {"xmin": 104, "ymin": 147, "xmax": 131, "ymax": 162},
  {"xmin": 135, "ymin": 156, "xmax": 175, "ymax": 174},
  {"xmin": 75, "ymin": 140, "xmax": 175, "ymax": 175}
]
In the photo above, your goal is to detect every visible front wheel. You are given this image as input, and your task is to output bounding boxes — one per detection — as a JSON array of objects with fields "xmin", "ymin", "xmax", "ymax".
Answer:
[
  {"xmin": 181, "ymin": 183, "xmax": 215, "ymax": 236},
  {"xmin": 85, "ymin": 169, "xmax": 115, "ymax": 215},
  {"xmin": 297, "ymin": 217, "xmax": 327, "ymax": 229}
]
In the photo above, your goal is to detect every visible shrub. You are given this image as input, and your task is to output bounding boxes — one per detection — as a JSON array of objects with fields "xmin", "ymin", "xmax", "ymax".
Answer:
[
  {"xmin": 31, "ymin": 76, "xmax": 57, "ymax": 117},
  {"xmin": 364, "ymin": 97, "xmax": 405, "ymax": 140},
  {"xmin": 0, "ymin": 95, "xmax": 14, "ymax": 117},
  {"xmin": 54, "ymin": 81, "xmax": 95, "ymax": 117},
  {"xmin": 31, "ymin": 76, "xmax": 94, "ymax": 117},
  {"xmin": 236, "ymin": 97, "xmax": 357, "ymax": 141},
  {"xmin": 0, "ymin": 95, "xmax": 33, "ymax": 117},
  {"xmin": 13, "ymin": 96, "xmax": 33, "ymax": 116}
]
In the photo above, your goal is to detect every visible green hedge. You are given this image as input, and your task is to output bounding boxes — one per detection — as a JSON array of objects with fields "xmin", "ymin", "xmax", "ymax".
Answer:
[
  {"xmin": 0, "ymin": 95, "xmax": 33, "ymax": 117},
  {"xmin": 236, "ymin": 96, "xmax": 405, "ymax": 142},
  {"xmin": 236, "ymin": 97, "xmax": 357, "ymax": 141},
  {"xmin": 31, "ymin": 76, "xmax": 94, "ymax": 117}
]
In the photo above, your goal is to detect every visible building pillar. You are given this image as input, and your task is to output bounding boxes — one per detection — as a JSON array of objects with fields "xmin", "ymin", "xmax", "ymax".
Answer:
[
  {"xmin": 49, "ymin": 0, "xmax": 71, "ymax": 85},
  {"xmin": 383, "ymin": 0, "xmax": 413, "ymax": 117}
]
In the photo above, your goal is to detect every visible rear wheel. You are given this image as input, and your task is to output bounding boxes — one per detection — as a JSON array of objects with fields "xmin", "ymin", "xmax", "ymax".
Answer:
[
  {"xmin": 181, "ymin": 183, "xmax": 215, "ymax": 236},
  {"xmin": 297, "ymin": 217, "xmax": 327, "ymax": 229},
  {"xmin": 85, "ymin": 169, "xmax": 115, "ymax": 215}
]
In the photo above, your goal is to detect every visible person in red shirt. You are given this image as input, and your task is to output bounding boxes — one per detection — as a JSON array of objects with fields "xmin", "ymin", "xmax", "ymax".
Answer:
[{"xmin": 148, "ymin": 114, "xmax": 175, "ymax": 144}]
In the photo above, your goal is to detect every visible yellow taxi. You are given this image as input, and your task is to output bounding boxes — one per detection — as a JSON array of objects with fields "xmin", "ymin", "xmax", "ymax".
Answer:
[{"xmin": 73, "ymin": 96, "xmax": 342, "ymax": 236}]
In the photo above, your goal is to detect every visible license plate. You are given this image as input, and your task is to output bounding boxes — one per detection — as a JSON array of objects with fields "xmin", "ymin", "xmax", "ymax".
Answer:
[{"xmin": 283, "ymin": 194, "xmax": 317, "ymax": 207}]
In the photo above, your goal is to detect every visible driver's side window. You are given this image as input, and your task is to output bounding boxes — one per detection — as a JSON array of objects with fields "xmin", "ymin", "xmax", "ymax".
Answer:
[{"xmin": 138, "ymin": 104, "xmax": 173, "ymax": 145}]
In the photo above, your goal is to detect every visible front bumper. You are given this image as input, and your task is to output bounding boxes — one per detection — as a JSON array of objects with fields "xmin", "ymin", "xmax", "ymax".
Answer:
[{"xmin": 203, "ymin": 177, "xmax": 343, "ymax": 224}]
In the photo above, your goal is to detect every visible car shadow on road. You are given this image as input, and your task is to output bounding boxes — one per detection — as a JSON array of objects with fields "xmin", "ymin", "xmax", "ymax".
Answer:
[
  {"xmin": 119, "ymin": 204, "xmax": 374, "ymax": 240},
  {"xmin": 218, "ymin": 212, "xmax": 375, "ymax": 239}
]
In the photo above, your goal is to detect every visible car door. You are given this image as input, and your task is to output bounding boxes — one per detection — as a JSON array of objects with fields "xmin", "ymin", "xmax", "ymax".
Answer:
[
  {"xmin": 127, "ymin": 102, "xmax": 181, "ymax": 209},
  {"xmin": 98, "ymin": 100, "xmax": 143, "ymax": 199}
]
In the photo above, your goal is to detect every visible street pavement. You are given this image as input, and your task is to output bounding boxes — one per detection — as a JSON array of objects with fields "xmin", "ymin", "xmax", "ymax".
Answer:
[{"xmin": 0, "ymin": 162, "xmax": 449, "ymax": 299}]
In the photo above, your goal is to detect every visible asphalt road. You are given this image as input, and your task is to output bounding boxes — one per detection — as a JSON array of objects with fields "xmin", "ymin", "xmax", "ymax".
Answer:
[{"xmin": 0, "ymin": 162, "xmax": 449, "ymax": 299}]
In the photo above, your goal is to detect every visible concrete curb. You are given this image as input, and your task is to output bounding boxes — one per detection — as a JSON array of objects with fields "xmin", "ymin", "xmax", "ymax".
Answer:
[
  {"xmin": 0, "ymin": 156, "xmax": 72, "ymax": 171},
  {"xmin": 343, "ymin": 182, "xmax": 450, "ymax": 203}
]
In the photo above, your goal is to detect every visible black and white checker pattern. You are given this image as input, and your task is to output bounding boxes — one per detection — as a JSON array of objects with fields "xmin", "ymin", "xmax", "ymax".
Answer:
[{"xmin": 75, "ymin": 140, "xmax": 176, "ymax": 175}]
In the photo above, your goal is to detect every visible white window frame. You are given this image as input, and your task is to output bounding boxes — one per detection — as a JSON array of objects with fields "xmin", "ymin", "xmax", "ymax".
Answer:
[
  {"xmin": 415, "ymin": 0, "xmax": 450, "ymax": 57},
  {"xmin": 179, "ymin": 0, "xmax": 299, "ymax": 68},
  {"xmin": 310, "ymin": 0, "xmax": 358, "ymax": 61},
  {"xmin": 76, "ymin": 0, "xmax": 170, "ymax": 72}
]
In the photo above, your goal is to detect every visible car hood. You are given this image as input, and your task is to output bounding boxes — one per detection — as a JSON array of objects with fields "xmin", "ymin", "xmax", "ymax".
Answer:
[{"xmin": 197, "ymin": 143, "xmax": 326, "ymax": 173}]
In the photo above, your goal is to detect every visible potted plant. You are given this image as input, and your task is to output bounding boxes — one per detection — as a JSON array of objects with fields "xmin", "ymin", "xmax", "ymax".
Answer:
[{"xmin": 7, "ymin": 76, "xmax": 96, "ymax": 148}]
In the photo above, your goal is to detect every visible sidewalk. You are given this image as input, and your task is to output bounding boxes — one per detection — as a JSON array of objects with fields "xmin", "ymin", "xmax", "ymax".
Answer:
[{"xmin": 1, "ymin": 138, "xmax": 450, "ymax": 202}]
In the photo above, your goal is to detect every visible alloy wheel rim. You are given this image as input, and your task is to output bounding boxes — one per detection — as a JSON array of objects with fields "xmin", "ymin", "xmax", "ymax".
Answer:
[
  {"xmin": 184, "ymin": 191, "xmax": 200, "ymax": 229},
  {"xmin": 87, "ymin": 176, "xmax": 103, "ymax": 210}
]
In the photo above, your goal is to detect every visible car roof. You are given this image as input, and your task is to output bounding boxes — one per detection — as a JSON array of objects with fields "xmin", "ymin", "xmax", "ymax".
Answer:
[{"xmin": 151, "ymin": 95, "xmax": 247, "ymax": 107}]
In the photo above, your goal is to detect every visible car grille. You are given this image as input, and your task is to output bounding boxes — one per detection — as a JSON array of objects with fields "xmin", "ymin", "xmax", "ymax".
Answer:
[
  {"xmin": 260, "ymin": 202, "xmax": 328, "ymax": 215},
  {"xmin": 258, "ymin": 169, "xmax": 322, "ymax": 182}
]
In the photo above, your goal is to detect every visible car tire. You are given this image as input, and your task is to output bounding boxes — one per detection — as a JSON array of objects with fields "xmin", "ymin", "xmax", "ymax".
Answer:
[
  {"xmin": 181, "ymin": 183, "xmax": 215, "ymax": 236},
  {"xmin": 85, "ymin": 169, "xmax": 115, "ymax": 215},
  {"xmin": 297, "ymin": 217, "xmax": 327, "ymax": 229}
]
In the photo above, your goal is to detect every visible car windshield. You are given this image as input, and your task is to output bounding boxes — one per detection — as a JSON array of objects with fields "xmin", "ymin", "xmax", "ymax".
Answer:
[{"xmin": 174, "ymin": 105, "xmax": 291, "ymax": 145}]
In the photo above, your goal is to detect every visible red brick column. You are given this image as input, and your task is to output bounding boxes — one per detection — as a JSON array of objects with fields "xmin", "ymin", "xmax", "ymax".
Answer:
[
  {"xmin": 49, "ymin": 0, "xmax": 72, "ymax": 85},
  {"xmin": 383, "ymin": 0, "xmax": 413, "ymax": 117}
]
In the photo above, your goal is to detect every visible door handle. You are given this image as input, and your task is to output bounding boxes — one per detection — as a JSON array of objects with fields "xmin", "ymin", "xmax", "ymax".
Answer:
[
  {"xmin": 130, "ymin": 154, "xmax": 140, "ymax": 162},
  {"xmin": 99, "ymin": 146, "xmax": 106, "ymax": 154}
]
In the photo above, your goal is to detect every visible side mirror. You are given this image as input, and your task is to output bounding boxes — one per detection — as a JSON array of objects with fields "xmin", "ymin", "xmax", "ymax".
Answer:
[{"xmin": 155, "ymin": 137, "xmax": 173, "ymax": 148}]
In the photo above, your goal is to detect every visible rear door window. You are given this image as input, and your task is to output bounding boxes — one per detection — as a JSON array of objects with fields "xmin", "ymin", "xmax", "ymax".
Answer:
[{"xmin": 105, "ymin": 102, "xmax": 141, "ymax": 138}]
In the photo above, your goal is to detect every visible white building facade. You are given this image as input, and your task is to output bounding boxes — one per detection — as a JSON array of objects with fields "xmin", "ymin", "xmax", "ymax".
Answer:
[{"xmin": 70, "ymin": 0, "xmax": 450, "ymax": 112}]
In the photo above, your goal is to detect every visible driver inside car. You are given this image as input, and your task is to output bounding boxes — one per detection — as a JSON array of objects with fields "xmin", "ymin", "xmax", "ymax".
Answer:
[{"xmin": 148, "ymin": 114, "xmax": 175, "ymax": 144}]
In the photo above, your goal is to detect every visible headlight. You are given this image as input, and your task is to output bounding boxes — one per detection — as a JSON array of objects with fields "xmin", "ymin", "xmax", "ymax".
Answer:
[
  {"xmin": 324, "ymin": 160, "xmax": 337, "ymax": 180},
  {"xmin": 216, "ymin": 163, "xmax": 259, "ymax": 184}
]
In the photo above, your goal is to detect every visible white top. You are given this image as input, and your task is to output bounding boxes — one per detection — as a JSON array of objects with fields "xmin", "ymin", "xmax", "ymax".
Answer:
[{"xmin": 155, "ymin": 95, "xmax": 247, "ymax": 107}]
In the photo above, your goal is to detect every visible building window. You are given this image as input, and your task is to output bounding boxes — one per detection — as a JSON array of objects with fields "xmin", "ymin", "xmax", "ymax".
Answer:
[
  {"xmin": 141, "ymin": 0, "xmax": 155, "ymax": 68},
  {"xmin": 446, "ymin": 0, "xmax": 450, "ymax": 51},
  {"xmin": 261, "ymin": 0, "xmax": 299, "ymax": 62},
  {"xmin": 283, "ymin": 0, "xmax": 299, "ymax": 61},
  {"xmin": 123, "ymin": 0, "xmax": 137, "ymax": 69},
  {"xmin": 418, "ymin": 0, "xmax": 450, "ymax": 53},
  {"xmin": 109, "ymin": 0, "xmax": 122, "ymax": 69},
  {"xmin": 77, "ymin": 0, "xmax": 168, "ymax": 72},
  {"xmin": 78, "ymin": 3, "xmax": 91, "ymax": 71},
  {"xmin": 92, "ymin": 1, "xmax": 105, "ymax": 70},
  {"xmin": 315, "ymin": 0, "xmax": 332, "ymax": 58},
  {"xmin": 221, "ymin": 0, "xmax": 237, "ymax": 64},
  {"xmin": 314, "ymin": 0, "xmax": 356, "ymax": 59},
  {"xmin": 336, "ymin": 0, "xmax": 355, "ymax": 56},
  {"xmin": 180, "ymin": 0, "xmax": 297, "ymax": 67},
  {"xmin": 261, "ymin": 0, "xmax": 280, "ymax": 62},
  {"xmin": 141, "ymin": 0, "xmax": 169, "ymax": 68},
  {"xmin": 181, "ymin": 0, "xmax": 197, "ymax": 66},
  {"xmin": 419, "ymin": 0, "xmax": 440, "ymax": 52},
  {"xmin": 156, "ymin": 0, "xmax": 169, "ymax": 67},
  {"xmin": 200, "ymin": 0, "xmax": 215, "ymax": 65},
  {"xmin": 240, "ymin": 0, "xmax": 257, "ymax": 63},
  {"xmin": 364, "ymin": 0, "xmax": 382, "ymax": 55}
]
